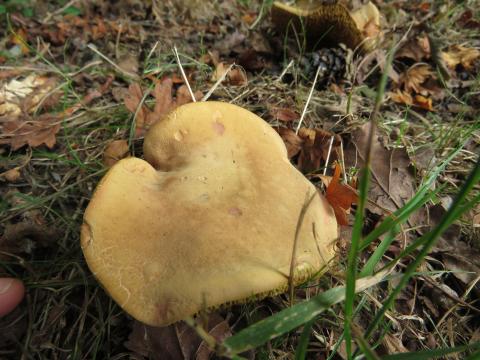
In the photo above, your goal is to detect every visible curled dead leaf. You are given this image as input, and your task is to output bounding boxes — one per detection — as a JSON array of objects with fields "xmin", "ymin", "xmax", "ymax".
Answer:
[
  {"xmin": 212, "ymin": 63, "xmax": 248, "ymax": 86},
  {"xmin": 442, "ymin": 45, "xmax": 480, "ymax": 70},
  {"xmin": 396, "ymin": 35, "xmax": 431, "ymax": 62},
  {"xmin": 103, "ymin": 140, "xmax": 130, "ymax": 167},
  {"xmin": 402, "ymin": 64, "xmax": 435, "ymax": 94},
  {"xmin": 414, "ymin": 94, "xmax": 433, "ymax": 111}
]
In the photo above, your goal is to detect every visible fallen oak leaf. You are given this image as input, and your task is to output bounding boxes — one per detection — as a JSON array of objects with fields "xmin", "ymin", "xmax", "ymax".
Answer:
[
  {"xmin": 0, "ymin": 77, "xmax": 112, "ymax": 150},
  {"xmin": 325, "ymin": 163, "xmax": 358, "ymax": 226},
  {"xmin": 0, "ymin": 113, "xmax": 61, "ymax": 150},
  {"xmin": 124, "ymin": 78, "xmax": 203, "ymax": 138},
  {"xmin": 175, "ymin": 84, "xmax": 203, "ymax": 106}
]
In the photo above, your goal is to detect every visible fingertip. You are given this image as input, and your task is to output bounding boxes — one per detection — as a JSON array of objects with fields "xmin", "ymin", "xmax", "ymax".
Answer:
[{"xmin": 0, "ymin": 278, "xmax": 25, "ymax": 317}]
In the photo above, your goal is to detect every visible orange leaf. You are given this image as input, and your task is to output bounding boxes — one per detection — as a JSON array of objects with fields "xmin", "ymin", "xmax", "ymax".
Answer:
[{"xmin": 325, "ymin": 164, "xmax": 358, "ymax": 226}]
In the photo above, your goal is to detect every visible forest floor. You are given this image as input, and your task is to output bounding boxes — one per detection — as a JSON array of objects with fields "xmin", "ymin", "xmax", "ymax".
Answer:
[{"xmin": 0, "ymin": 0, "xmax": 479, "ymax": 359}]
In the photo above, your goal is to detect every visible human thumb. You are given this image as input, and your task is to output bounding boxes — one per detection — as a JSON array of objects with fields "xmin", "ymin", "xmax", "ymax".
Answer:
[{"xmin": 0, "ymin": 278, "xmax": 25, "ymax": 317}]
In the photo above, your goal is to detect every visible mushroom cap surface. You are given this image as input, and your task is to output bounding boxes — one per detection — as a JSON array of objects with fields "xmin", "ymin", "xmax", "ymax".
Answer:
[{"xmin": 81, "ymin": 101, "xmax": 338, "ymax": 326}]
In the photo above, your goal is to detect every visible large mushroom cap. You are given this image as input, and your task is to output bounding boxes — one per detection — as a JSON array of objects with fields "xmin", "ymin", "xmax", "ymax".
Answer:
[{"xmin": 81, "ymin": 101, "xmax": 338, "ymax": 326}]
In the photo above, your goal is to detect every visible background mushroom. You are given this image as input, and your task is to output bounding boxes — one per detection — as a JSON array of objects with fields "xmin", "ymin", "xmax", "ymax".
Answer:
[
  {"xmin": 81, "ymin": 101, "xmax": 338, "ymax": 326},
  {"xmin": 271, "ymin": 0, "xmax": 381, "ymax": 51}
]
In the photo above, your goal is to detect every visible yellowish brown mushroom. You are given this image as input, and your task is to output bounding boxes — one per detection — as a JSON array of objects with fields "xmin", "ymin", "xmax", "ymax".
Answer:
[
  {"xmin": 271, "ymin": 0, "xmax": 381, "ymax": 51},
  {"xmin": 81, "ymin": 101, "xmax": 338, "ymax": 326}
]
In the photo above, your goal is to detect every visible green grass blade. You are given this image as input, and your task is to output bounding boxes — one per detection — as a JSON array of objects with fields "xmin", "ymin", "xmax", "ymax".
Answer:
[
  {"xmin": 344, "ymin": 37, "xmax": 396, "ymax": 359},
  {"xmin": 360, "ymin": 225, "xmax": 399, "ymax": 277},
  {"xmin": 381, "ymin": 341, "xmax": 480, "ymax": 359},
  {"xmin": 354, "ymin": 331, "xmax": 381, "ymax": 360},
  {"xmin": 222, "ymin": 271, "xmax": 387, "ymax": 356},
  {"xmin": 364, "ymin": 156, "xmax": 480, "ymax": 340},
  {"xmin": 360, "ymin": 143, "xmax": 465, "ymax": 252},
  {"xmin": 294, "ymin": 319, "xmax": 314, "ymax": 360}
]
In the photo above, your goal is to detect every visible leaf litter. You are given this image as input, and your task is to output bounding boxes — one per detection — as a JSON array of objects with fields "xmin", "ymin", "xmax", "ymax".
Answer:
[
  {"xmin": 124, "ymin": 78, "xmax": 202, "ymax": 137},
  {"xmin": 1, "ymin": 0, "xmax": 479, "ymax": 358}
]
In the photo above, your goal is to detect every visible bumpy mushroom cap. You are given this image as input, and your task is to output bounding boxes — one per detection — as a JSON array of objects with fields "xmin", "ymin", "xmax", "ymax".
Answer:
[{"xmin": 81, "ymin": 102, "xmax": 338, "ymax": 326}]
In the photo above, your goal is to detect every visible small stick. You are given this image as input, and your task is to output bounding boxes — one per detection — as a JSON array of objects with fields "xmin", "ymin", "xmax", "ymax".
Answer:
[
  {"xmin": 323, "ymin": 136, "xmax": 335, "ymax": 176},
  {"xmin": 87, "ymin": 44, "xmax": 138, "ymax": 80},
  {"xmin": 43, "ymin": 0, "xmax": 78, "ymax": 23},
  {"xmin": 173, "ymin": 46, "xmax": 196, "ymax": 103},
  {"xmin": 202, "ymin": 63, "xmax": 234, "ymax": 102},
  {"xmin": 184, "ymin": 317, "xmax": 217, "ymax": 351},
  {"xmin": 276, "ymin": 59, "xmax": 294, "ymax": 82},
  {"xmin": 145, "ymin": 41, "xmax": 159, "ymax": 64},
  {"xmin": 288, "ymin": 191, "xmax": 317, "ymax": 307},
  {"xmin": 340, "ymin": 139, "xmax": 347, "ymax": 183},
  {"xmin": 295, "ymin": 64, "xmax": 322, "ymax": 134}
]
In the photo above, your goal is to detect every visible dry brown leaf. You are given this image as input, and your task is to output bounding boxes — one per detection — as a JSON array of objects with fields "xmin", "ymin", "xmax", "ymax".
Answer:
[
  {"xmin": 345, "ymin": 123, "xmax": 419, "ymax": 224},
  {"xmin": 124, "ymin": 78, "xmax": 203, "ymax": 138},
  {"xmin": 396, "ymin": 35, "xmax": 431, "ymax": 62},
  {"xmin": 1, "ymin": 168, "xmax": 21, "ymax": 182},
  {"xmin": 270, "ymin": 107, "xmax": 299, "ymax": 122},
  {"xmin": 1, "ymin": 77, "xmax": 111, "ymax": 150},
  {"xmin": 175, "ymin": 85, "xmax": 203, "ymax": 107},
  {"xmin": 414, "ymin": 94, "xmax": 433, "ymax": 111},
  {"xmin": 0, "ymin": 113, "xmax": 61, "ymax": 150},
  {"xmin": 212, "ymin": 62, "xmax": 228, "ymax": 82},
  {"xmin": 297, "ymin": 128, "xmax": 341, "ymax": 173},
  {"xmin": 276, "ymin": 127, "xmax": 303, "ymax": 158},
  {"xmin": 325, "ymin": 163, "xmax": 358, "ymax": 226},
  {"xmin": 389, "ymin": 89, "xmax": 413, "ymax": 106},
  {"xmin": 402, "ymin": 64, "xmax": 435, "ymax": 94},
  {"xmin": 103, "ymin": 140, "xmax": 130, "ymax": 167},
  {"xmin": 228, "ymin": 67, "xmax": 248, "ymax": 86},
  {"xmin": 125, "ymin": 313, "xmax": 231, "ymax": 360},
  {"xmin": 442, "ymin": 45, "xmax": 480, "ymax": 70},
  {"xmin": 213, "ymin": 63, "xmax": 248, "ymax": 86}
]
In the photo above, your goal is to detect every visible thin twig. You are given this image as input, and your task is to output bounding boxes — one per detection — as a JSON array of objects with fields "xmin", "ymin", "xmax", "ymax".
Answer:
[
  {"xmin": 43, "ymin": 0, "xmax": 78, "ymax": 23},
  {"xmin": 184, "ymin": 317, "xmax": 219, "ymax": 351},
  {"xmin": 295, "ymin": 65, "xmax": 322, "ymax": 134},
  {"xmin": 202, "ymin": 63, "xmax": 234, "ymax": 102},
  {"xmin": 276, "ymin": 59, "xmax": 294, "ymax": 82},
  {"xmin": 288, "ymin": 191, "xmax": 317, "ymax": 307},
  {"xmin": 145, "ymin": 41, "xmax": 159, "ymax": 64},
  {"xmin": 87, "ymin": 44, "xmax": 138, "ymax": 80},
  {"xmin": 340, "ymin": 139, "xmax": 347, "ymax": 183},
  {"xmin": 323, "ymin": 136, "xmax": 335, "ymax": 176},
  {"xmin": 173, "ymin": 46, "xmax": 196, "ymax": 103}
]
